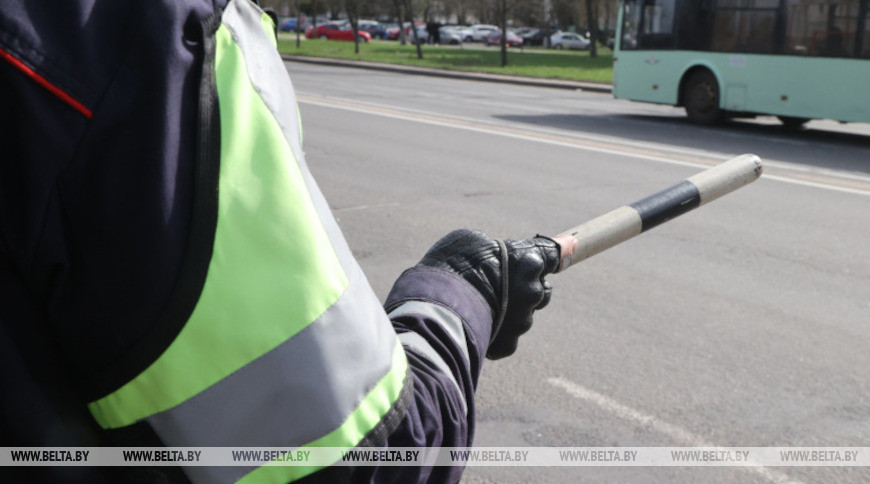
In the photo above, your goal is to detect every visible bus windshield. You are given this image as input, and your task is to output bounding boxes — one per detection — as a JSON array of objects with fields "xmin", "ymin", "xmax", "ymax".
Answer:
[{"xmin": 614, "ymin": 0, "xmax": 870, "ymax": 125}]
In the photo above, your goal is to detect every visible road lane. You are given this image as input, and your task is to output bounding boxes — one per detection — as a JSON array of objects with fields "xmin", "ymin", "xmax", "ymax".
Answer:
[
  {"xmin": 298, "ymin": 93, "xmax": 870, "ymax": 197},
  {"xmin": 288, "ymin": 62, "xmax": 870, "ymax": 483}
]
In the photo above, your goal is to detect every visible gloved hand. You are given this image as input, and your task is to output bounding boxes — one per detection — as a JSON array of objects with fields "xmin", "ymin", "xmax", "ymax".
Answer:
[{"xmin": 417, "ymin": 229, "xmax": 561, "ymax": 360}]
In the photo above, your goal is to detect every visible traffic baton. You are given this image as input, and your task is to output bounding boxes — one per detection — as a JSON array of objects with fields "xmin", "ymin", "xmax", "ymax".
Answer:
[{"xmin": 552, "ymin": 154, "xmax": 763, "ymax": 273}]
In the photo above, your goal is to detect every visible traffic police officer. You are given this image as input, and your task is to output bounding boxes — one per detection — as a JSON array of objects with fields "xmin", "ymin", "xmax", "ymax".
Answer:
[{"xmin": 0, "ymin": 0, "xmax": 560, "ymax": 482}]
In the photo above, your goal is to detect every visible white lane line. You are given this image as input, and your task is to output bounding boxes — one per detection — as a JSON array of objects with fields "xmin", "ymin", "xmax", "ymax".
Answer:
[
  {"xmin": 298, "ymin": 92, "xmax": 727, "ymax": 161},
  {"xmin": 298, "ymin": 95, "xmax": 870, "ymax": 198},
  {"xmin": 548, "ymin": 377, "xmax": 801, "ymax": 484},
  {"xmin": 299, "ymin": 96, "xmax": 724, "ymax": 171},
  {"xmin": 333, "ymin": 202, "xmax": 401, "ymax": 212}
]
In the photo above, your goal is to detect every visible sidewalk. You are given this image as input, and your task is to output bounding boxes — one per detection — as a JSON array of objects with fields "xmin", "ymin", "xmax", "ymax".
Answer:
[{"xmin": 280, "ymin": 54, "xmax": 613, "ymax": 94}]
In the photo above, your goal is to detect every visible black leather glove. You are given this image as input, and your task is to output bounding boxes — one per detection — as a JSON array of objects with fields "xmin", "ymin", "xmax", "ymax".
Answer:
[{"xmin": 417, "ymin": 229, "xmax": 561, "ymax": 360}]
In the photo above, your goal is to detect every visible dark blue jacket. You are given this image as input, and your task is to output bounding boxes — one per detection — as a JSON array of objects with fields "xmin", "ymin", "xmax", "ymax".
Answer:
[{"xmin": 0, "ymin": 1, "xmax": 492, "ymax": 482}]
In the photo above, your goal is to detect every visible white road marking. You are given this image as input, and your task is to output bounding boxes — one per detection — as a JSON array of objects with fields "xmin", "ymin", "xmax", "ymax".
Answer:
[
  {"xmin": 333, "ymin": 202, "xmax": 401, "ymax": 212},
  {"xmin": 297, "ymin": 95, "xmax": 870, "ymax": 198},
  {"xmin": 548, "ymin": 377, "xmax": 802, "ymax": 484}
]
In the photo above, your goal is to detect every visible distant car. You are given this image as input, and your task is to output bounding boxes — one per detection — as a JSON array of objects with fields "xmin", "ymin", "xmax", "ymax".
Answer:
[
  {"xmin": 406, "ymin": 23, "xmax": 429, "ymax": 43},
  {"xmin": 483, "ymin": 30, "xmax": 523, "ymax": 47},
  {"xmin": 357, "ymin": 20, "xmax": 380, "ymax": 37},
  {"xmin": 439, "ymin": 26, "xmax": 464, "ymax": 45},
  {"xmin": 306, "ymin": 22, "xmax": 372, "ymax": 42},
  {"xmin": 451, "ymin": 25, "xmax": 473, "ymax": 41},
  {"xmin": 521, "ymin": 28, "xmax": 550, "ymax": 46},
  {"xmin": 385, "ymin": 24, "xmax": 401, "ymax": 40},
  {"xmin": 549, "ymin": 32, "xmax": 590, "ymax": 50},
  {"xmin": 465, "ymin": 24, "xmax": 498, "ymax": 42},
  {"xmin": 374, "ymin": 22, "xmax": 398, "ymax": 40},
  {"xmin": 280, "ymin": 17, "xmax": 302, "ymax": 32},
  {"xmin": 513, "ymin": 27, "xmax": 533, "ymax": 38}
]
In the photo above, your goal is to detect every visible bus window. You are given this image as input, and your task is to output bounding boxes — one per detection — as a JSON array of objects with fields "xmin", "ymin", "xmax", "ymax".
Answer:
[
  {"xmin": 622, "ymin": 0, "xmax": 642, "ymax": 49},
  {"xmin": 711, "ymin": 0, "xmax": 778, "ymax": 54},
  {"xmin": 675, "ymin": 1, "xmax": 713, "ymax": 51},
  {"xmin": 621, "ymin": 0, "xmax": 676, "ymax": 49},
  {"xmin": 785, "ymin": 0, "xmax": 861, "ymax": 58},
  {"xmin": 640, "ymin": 0, "xmax": 676, "ymax": 48}
]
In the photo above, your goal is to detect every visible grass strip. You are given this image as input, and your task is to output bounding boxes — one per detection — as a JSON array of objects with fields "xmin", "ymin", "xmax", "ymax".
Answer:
[{"xmin": 277, "ymin": 37, "xmax": 613, "ymax": 84}]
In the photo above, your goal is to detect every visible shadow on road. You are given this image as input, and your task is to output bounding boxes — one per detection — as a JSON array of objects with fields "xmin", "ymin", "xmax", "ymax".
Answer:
[{"xmin": 493, "ymin": 112, "xmax": 870, "ymax": 176}]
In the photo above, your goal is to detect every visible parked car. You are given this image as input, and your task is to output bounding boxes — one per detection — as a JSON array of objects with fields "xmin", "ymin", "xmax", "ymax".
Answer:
[
  {"xmin": 520, "ymin": 28, "xmax": 543, "ymax": 46},
  {"xmin": 483, "ymin": 30, "xmax": 523, "ymax": 47},
  {"xmin": 374, "ymin": 22, "xmax": 398, "ymax": 40},
  {"xmin": 513, "ymin": 27, "xmax": 534, "ymax": 38},
  {"xmin": 306, "ymin": 22, "xmax": 372, "ymax": 42},
  {"xmin": 451, "ymin": 25, "xmax": 473, "ymax": 41},
  {"xmin": 464, "ymin": 24, "xmax": 498, "ymax": 42},
  {"xmin": 408, "ymin": 23, "xmax": 429, "ymax": 43},
  {"xmin": 439, "ymin": 26, "xmax": 464, "ymax": 45},
  {"xmin": 357, "ymin": 20, "xmax": 380, "ymax": 37},
  {"xmin": 549, "ymin": 31, "xmax": 590, "ymax": 50},
  {"xmin": 280, "ymin": 17, "xmax": 303, "ymax": 32},
  {"xmin": 385, "ymin": 24, "xmax": 401, "ymax": 40},
  {"xmin": 385, "ymin": 21, "xmax": 417, "ymax": 40}
]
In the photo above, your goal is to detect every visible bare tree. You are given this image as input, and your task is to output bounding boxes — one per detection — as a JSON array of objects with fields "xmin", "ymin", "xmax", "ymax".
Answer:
[
  {"xmin": 585, "ymin": 0, "xmax": 598, "ymax": 57},
  {"xmin": 404, "ymin": 0, "xmax": 424, "ymax": 58},
  {"xmin": 346, "ymin": 0, "xmax": 362, "ymax": 54},
  {"xmin": 312, "ymin": 0, "xmax": 319, "ymax": 37},
  {"xmin": 498, "ymin": 0, "xmax": 508, "ymax": 67},
  {"xmin": 296, "ymin": 3, "xmax": 302, "ymax": 47},
  {"xmin": 324, "ymin": 0, "xmax": 343, "ymax": 19},
  {"xmin": 495, "ymin": 0, "xmax": 522, "ymax": 67}
]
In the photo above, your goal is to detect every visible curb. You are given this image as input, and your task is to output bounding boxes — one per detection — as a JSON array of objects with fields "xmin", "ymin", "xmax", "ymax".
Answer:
[{"xmin": 280, "ymin": 54, "xmax": 613, "ymax": 94}]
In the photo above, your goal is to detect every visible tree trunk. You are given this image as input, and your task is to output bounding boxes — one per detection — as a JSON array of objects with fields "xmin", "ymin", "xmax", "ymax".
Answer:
[
  {"xmin": 406, "ymin": 0, "xmax": 423, "ymax": 59},
  {"xmin": 312, "ymin": 0, "xmax": 318, "ymax": 38},
  {"xmin": 585, "ymin": 0, "xmax": 599, "ymax": 58},
  {"xmin": 295, "ymin": 1, "xmax": 301, "ymax": 48},
  {"xmin": 395, "ymin": 0, "xmax": 407, "ymax": 45},
  {"xmin": 347, "ymin": 0, "xmax": 360, "ymax": 54},
  {"xmin": 499, "ymin": 0, "xmax": 508, "ymax": 67}
]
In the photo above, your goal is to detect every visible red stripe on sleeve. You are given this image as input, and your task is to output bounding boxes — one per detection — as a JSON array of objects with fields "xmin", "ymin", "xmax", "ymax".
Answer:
[{"xmin": 0, "ymin": 46, "xmax": 93, "ymax": 119}]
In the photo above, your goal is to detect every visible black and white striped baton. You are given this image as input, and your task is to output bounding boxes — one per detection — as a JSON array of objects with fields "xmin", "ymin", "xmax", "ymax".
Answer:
[{"xmin": 552, "ymin": 154, "xmax": 763, "ymax": 273}]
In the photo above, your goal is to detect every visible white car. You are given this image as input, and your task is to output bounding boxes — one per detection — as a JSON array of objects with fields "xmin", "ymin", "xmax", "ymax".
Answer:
[
  {"xmin": 465, "ymin": 24, "xmax": 498, "ymax": 42},
  {"xmin": 549, "ymin": 32, "xmax": 590, "ymax": 50},
  {"xmin": 408, "ymin": 23, "xmax": 428, "ymax": 43},
  {"xmin": 439, "ymin": 26, "xmax": 464, "ymax": 45}
]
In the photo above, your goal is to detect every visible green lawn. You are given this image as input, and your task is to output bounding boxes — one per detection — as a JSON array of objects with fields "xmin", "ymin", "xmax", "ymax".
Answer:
[{"xmin": 277, "ymin": 37, "xmax": 613, "ymax": 84}]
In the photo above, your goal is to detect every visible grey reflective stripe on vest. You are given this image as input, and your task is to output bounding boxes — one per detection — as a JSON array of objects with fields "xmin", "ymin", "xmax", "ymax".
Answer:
[
  {"xmin": 398, "ymin": 331, "xmax": 468, "ymax": 416},
  {"xmin": 389, "ymin": 301, "xmax": 471, "ymax": 365},
  {"xmin": 222, "ymin": 0, "xmax": 357, "ymax": 277},
  {"xmin": 223, "ymin": 0, "xmax": 305, "ymax": 165},
  {"xmin": 148, "ymin": 264, "xmax": 399, "ymax": 483}
]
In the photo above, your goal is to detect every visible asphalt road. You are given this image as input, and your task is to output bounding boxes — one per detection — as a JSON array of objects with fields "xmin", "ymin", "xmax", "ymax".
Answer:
[{"xmin": 284, "ymin": 60, "xmax": 870, "ymax": 483}]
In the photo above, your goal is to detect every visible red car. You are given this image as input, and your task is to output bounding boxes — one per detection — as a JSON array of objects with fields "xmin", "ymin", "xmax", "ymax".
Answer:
[
  {"xmin": 305, "ymin": 22, "xmax": 372, "ymax": 42},
  {"xmin": 484, "ymin": 30, "xmax": 523, "ymax": 47}
]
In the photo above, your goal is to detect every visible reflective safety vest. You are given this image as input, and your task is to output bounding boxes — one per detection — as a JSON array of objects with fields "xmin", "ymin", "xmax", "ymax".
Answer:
[{"xmin": 84, "ymin": 1, "xmax": 411, "ymax": 481}]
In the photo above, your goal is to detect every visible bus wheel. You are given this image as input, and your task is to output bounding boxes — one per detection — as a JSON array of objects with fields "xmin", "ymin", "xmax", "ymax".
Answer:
[
  {"xmin": 684, "ymin": 70, "xmax": 723, "ymax": 125},
  {"xmin": 777, "ymin": 116, "xmax": 809, "ymax": 129}
]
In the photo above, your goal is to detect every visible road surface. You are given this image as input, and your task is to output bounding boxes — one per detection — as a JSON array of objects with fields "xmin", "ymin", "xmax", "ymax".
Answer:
[{"xmin": 285, "ymin": 60, "xmax": 870, "ymax": 483}]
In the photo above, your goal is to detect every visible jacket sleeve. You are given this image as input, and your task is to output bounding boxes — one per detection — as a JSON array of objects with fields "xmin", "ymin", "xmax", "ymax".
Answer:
[{"xmin": 340, "ymin": 266, "xmax": 494, "ymax": 483}]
